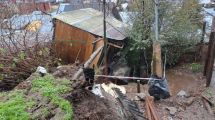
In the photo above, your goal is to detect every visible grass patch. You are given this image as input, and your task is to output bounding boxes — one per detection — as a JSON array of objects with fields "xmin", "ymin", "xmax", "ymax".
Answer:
[
  {"xmin": 32, "ymin": 75, "xmax": 73, "ymax": 120},
  {"xmin": 205, "ymin": 88, "xmax": 213, "ymax": 97},
  {"xmin": 190, "ymin": 63, "xmax": 203, "ymax": 73},
  {"xmin": 0, "ymin": 90, "xmax": 34, "ymax": 120}
]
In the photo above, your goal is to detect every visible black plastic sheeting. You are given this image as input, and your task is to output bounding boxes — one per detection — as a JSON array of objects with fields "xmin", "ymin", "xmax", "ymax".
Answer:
[
  {"xmin": 113, "ymin": 88, "xmax": 147, "ymax": 120},
  {"xmin": 148, "ymin": 76, "xmax": 170, "ymax": 100},
  {"xmin": 83, "ymin": 67, "xmax": 95, "ymax": 80}
]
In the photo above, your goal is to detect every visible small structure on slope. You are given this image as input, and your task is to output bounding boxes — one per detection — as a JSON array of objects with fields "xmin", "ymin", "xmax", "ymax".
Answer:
[{"xmin": 53, "ymin": 8, "xmax": 127, "ymax": 66}]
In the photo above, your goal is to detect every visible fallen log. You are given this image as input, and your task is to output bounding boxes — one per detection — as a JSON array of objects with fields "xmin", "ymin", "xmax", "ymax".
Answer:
[{"xmin": 72, "ymin": 46, "xmax": 104, "ymax": 80}]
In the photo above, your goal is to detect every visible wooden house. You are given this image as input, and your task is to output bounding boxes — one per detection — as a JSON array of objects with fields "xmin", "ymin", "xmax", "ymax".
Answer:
[{"xmin": 53, "ymin": 8, "xmax": 127, "ymax": 66}]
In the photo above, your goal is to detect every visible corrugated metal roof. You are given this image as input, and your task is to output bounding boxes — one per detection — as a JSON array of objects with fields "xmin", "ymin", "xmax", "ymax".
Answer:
[{"xmin": 54, "ymin": 8, "xmax": 127, "ymax": 40}]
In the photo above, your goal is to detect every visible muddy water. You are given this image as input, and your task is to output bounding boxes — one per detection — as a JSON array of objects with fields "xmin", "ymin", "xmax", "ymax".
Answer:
[{"xmin": 166, "ymin": 69, "xmax": 202, "ymax": 96}]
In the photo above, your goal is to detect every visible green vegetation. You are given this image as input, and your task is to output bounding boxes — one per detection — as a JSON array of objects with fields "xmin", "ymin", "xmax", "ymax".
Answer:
[
  {"xmin": 0, "ymin": 64, "xmax": 3, "ymax": 69},
  {"xmin": 32, "ymin": 75, "xmax": 73, "ymax": 120},
  {"xmin": 19, "ymin": 51, "xmax": 26, "ymax": 60},
  {"xmin": 205, "ymin": 88, "xmax": 213, "ymax": 97},
  {"xmin": 0, "ymin": 90, "xmax": 34, "ymax": 120},
  {"xmin": 124, "ymin": 0, "xmax": 202, "ymax": 69},
  {"xmin": 190, "ymin": 63, "xmax": 203, "ymax": 73},
  {"xmin": 0, "ymin": 75, "xmax": 73, "ymax": 120}
]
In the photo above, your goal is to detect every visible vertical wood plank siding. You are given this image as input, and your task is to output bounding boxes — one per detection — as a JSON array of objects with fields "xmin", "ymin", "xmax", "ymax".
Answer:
[{"xmin": 54, "ymin": 20, "xmax": 95, "ymax": 63}]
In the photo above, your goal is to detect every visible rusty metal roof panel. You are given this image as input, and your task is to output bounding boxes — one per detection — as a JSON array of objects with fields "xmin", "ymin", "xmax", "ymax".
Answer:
[{"xmin": 54, "ymin": 8, "xmax": 127, "ymax": 40}]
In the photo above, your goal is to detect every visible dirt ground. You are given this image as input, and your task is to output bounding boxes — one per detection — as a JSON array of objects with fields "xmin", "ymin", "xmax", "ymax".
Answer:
[
  {"xmin": 3, "ymin": 64, "xmax": 215, "ymax": 120},
  {"xmin": 15, "ymin": 65, "xmax": 128, "ymax": 120},
  {"xmin": 66, "ymin": 89, "xmax": 126, "ymax": 120},
  {"xmin": 123, "ymin": 65, "xmax": 215, "ymax": 120}
]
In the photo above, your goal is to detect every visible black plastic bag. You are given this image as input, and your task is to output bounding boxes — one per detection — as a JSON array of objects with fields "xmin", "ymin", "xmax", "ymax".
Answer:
[{"xmin": 148, "ymin": 76, "xmax": 170, "ymax": 100}]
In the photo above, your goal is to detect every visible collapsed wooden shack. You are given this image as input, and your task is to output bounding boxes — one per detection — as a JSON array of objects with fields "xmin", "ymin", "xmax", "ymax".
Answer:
[{"xmin": 53, "ymin": 8, "xmax": 127, "ymax": 67}]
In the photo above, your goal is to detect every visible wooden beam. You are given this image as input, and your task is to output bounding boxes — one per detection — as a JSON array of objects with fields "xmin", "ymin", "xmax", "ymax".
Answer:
[
  {"xmin": 204, "ymin": 17, "xmax": 215, "ymax": 87},
  {"xmin": 72, "ymin": 46, "xmax": 104, "ymax": 80},
  {"xmin": 92, "ymin": 38, "xmax": 103, "ymax": 44},
  {"xmin": 145, "ymin": 96, "xmax": 160, "ymax": 120},
  {"xmin": 107, "ymin": 42, "xmax": 123, "ymax": 49},
  {"xmin": 202, "ymin": 98, "xmax": 214, "ymax": 115}
]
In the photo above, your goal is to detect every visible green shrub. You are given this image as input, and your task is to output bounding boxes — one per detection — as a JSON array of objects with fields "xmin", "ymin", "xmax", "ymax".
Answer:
[{"xmin": 190, "ymin": 63, "xmax": 203, "ymax": 72}]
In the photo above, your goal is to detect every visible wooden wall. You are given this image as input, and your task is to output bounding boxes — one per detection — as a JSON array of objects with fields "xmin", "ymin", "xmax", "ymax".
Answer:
[{"xmin": 54, "ymin": 19, "xmax": 104, "ymax": 65}]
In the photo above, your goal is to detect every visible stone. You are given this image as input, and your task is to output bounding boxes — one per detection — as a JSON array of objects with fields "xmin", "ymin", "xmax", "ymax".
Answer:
[
  {"xmin": 134, "ymin": 96, "xmax": 140, "ymax": 101},
  {"xmin": 177, "ymin": 90, "xmax": 188, "ymax": 97},
  {"xmin": 178, "ymin": 107, "xmax": 185, "ymax": 112},
  {"xmin": 184, "ymin": 97, "xmax": 195, "ymax": 106},
  {"xmin": 165, "ymin": 107, "xmax": 177, "ymax": 116},
  {"xmin": 137, "ymin": 93, "xmax": 146, "ymax": 101}
]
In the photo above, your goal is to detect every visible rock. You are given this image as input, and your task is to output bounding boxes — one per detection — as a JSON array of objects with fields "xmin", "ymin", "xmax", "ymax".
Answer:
[
  {"xmin": 178, "ymin": 107, "xmax": 185, "ymax": 112},
  {"xmin": 137, "ymin": 93, "xmax": 146, "ymax": 101},
  {"xmin": 162, "ymin": 116, "xmax": 173, "ymax": 120},
  {"xmin": 165, "ymin": 107, "xmax": 177, "ymax": 116},
  {"xmin": 184, "ymin": 97, "xmax": 195, "ymax": 106},
  {"xmin": 177, "ymin": 90, "xmax": 189, "ymax": 98},
  {"xmin": 130, "ymin": 93, "xmax": 146, "ymax": 101},
  {"xmin": 134, "ymin": 96, "xmax": 140, "ymax": 101}
]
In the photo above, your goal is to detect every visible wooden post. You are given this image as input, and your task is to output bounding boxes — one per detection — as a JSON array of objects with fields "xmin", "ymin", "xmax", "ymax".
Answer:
[
  {"xmin": 151, "ymin": 42, "xmax": 163, "ymax": 78},
  {"xmin": 201, "ymin": 21, "xmax": 206, "ymax": 43},
  {"xmin": 204, "ymin": 17, "xmax": 215, "ymax": 87},
  {"xmin": 137, "ymin": 80, "xmax": 141, "ymax": 93}
]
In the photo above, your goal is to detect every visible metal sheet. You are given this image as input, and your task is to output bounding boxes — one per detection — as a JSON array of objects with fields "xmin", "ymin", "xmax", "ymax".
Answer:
[{"xmin": 54, "ymin": 8, "xmax": 127, "ymax": 40}]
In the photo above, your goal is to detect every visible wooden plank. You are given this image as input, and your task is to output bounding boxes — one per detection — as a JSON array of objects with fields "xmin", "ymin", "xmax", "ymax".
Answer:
[
  {"xmin": 202, "ymin": 98, "xmax": 214, "ymax": 115},
  {"xmin": 107, "ymin": 42, "xmax": 124, "ymax": 49},
  {"xmin": 202, "ymin": 94, "xmax": 213, "ymax": 106},
  {"xmin": 91, "ymin": 39, "xmax": 104, "ymax": 67},
  {"xmin": 72, "ymin": 46, "xmax": 104, "ymax": 80},
  {"xmin": 146, "ymin": 97, "xmax": 153, "ymax": 120},
  {"xmin": 54, "ymin": 20, "xmax": 95, "ymax": 63},
  {"xmin": 148, "ymin": 96, "xmax": 160, "ymax": 120},
  {"xmin": 145, "ymin": 96, "xmax": 161, "ymax": 120},
  {"xmin": 92, "ymin": 37, "xmax": 103, "ymax": 44}
]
